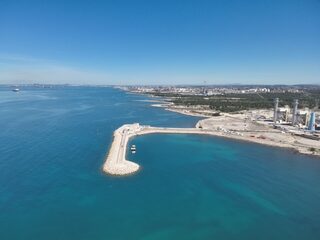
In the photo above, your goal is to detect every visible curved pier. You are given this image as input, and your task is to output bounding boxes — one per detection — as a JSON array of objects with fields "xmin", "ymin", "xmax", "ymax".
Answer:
[
  {"xmin": 103, "ymin": 123, "xmax": 206, "ymax": 175},
  {"xmin": 103, "ymin": 124, "xmax": 140, "ymax": 175}
]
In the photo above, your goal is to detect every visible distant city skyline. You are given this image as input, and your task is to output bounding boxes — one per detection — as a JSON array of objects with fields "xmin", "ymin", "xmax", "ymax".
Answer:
[{"xmin": 0, "ymin": 0, "xmax": 319, "ymax": 85}]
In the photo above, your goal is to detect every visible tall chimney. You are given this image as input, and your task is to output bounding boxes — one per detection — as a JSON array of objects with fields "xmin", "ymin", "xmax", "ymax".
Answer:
[
  {"xmin": 274, "ymin": 98, "xmax": 279, "ymax": 124},
  {"xmin": 292, "ymin": 99, "xmax": 298, "ymax": 126}
]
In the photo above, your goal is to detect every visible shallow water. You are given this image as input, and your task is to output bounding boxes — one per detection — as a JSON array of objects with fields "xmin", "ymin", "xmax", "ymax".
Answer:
[{"xmin": 1, "ymin": 86, "xmax": 320, "ymax": 240}]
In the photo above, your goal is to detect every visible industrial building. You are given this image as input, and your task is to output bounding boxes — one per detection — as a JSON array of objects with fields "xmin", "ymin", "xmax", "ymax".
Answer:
[
  {"xmin": 273, "ymin": 98, "xmax": 318, "ymax": 132},
  {"xmin": 295, "ymin": 110, "xmax": 310, "ymax": 127},
  {"xmin": 273, "ymin": 98, "xmax": 290, "ymax": 123}
]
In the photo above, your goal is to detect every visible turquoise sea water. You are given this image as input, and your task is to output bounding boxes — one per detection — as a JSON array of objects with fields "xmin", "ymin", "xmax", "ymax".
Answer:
[{"xmin": 1, "ymin": 86, "xmax": 320, "ymax": 240}]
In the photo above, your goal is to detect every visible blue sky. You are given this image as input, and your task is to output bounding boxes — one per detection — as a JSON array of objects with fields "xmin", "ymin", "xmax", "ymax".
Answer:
[{"xmin": 0, "ymin": 0, "xmax": 319, "ymax": 85}]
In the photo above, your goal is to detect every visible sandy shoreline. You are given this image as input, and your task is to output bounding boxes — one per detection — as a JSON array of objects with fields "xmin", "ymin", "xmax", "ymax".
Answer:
[
  {"xmin": 150, "ymin": 100, "xmax": 320, "ymax": 155},
  {"xmin": 151, "ymin": 102, "xmax": 212, "ymax": 118}
]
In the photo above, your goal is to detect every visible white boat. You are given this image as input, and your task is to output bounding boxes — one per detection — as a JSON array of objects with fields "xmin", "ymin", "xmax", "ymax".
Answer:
[
  {"xmin": 12, "ymin": 88, "xmax": 20, "ymax": 92},
  {"xmin": 130, "ymin": 145, "xmax": 136, "ymax": 151}
]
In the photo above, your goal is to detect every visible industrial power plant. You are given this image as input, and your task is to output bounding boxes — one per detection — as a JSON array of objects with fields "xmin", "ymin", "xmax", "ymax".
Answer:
[{"xmin": 273, "ymin": 98, "xmax": 318, "ymax": 132}]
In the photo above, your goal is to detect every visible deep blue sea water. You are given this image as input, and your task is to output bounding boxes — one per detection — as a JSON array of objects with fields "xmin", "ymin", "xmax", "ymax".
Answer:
[{"xmin": 1, "ymin": 86, "xmax": 320, "ymax": 240}]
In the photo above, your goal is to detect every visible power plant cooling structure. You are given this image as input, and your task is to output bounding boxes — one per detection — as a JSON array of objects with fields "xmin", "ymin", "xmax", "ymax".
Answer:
[{"xmin": 308, "ymin": 112, "xmax": 316, "ymax": 131}]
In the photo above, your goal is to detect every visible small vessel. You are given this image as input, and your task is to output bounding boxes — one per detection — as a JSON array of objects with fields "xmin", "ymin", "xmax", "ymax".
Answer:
[
  {"xmin": 130, "ymin": 145, "xmax": 136, "ymax": 151},
  {"xmin": 12, "ymin": 88, "xmax": 20, "ymax": 92}
]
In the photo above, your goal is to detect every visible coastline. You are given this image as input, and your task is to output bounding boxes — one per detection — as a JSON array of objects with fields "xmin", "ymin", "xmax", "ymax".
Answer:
[
  {"xmin": 103, "ymin": 88, "xmax": 320, "ymax": 176},
  {"xmin": 146, "ymin": 92, "xmax": 320, "ymax": 156},
  {"xmin": 128, "ymin": 89, "xmax": 214, "ymax": 118},
  {"xmin": 151, "ymin": 102, "xmax": 213, "ymax": 118}
]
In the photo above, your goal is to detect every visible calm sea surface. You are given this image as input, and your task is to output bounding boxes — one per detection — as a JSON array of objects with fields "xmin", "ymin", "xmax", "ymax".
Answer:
[{"xmin": 0, "ymin": 86, "xmax": 320, "ymax": 240}]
